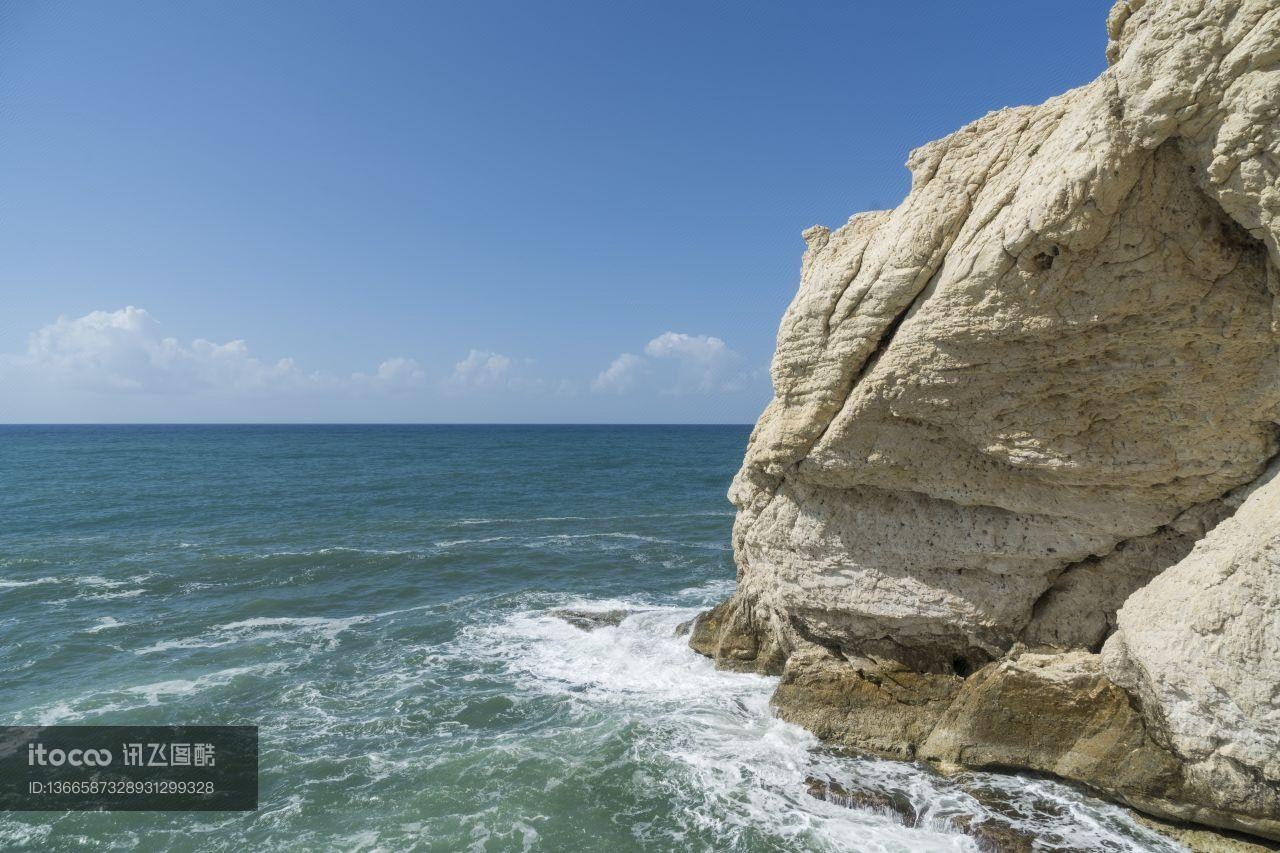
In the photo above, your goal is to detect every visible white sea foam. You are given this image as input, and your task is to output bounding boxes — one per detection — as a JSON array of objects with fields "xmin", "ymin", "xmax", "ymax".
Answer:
[
  {"xmin": 18, "ymin": 573, "xmax": 154, "ymax": 605},
  {"xmin": 239, "ymin": 546, "xmax": 425, "ymax": 560},
  {"xmin": 675, "ymin": 577, "xmax": 737, "ymax": 601},
  {"xmin": 460, "ymin": 598, "xmax": 1183, "ymax": 853},
  {"xmin": 124, "ymin": 665, "xmax": 268, "ymax": 703},
  {"xmin": 76, "ymin": 575, "xmax": 128, "ymax": 588},
  {"xmin": 337, "ymin": 829, "xmax": 385, "ymax": 852},
  {"xmin": 81, "ymin": 588, "xmax": 145, "ymax": 600},
  {"xmin": 0, "ymin": 819, "xmax": 53, "ymax": 848},
  {"xmin": 450, "ymin": 511, "xmax": 733, "ymax": 526},
  {"xmin": 464, "ymin": 604, "xmax": 972, "ymax": 850},
  {"xmin": 133, "ymin": 603, "xmax": 442, "ymax": 657},
  {"xmin": 0, "ymin": 576, "xmax": 60, "ymax": 589},
  {"xmin": 315, "ymin": 547, "xmax": 420, "ymax": 556},
  {"xmin": 538, "ymin": 532, "xmax": 727, "ymax": 550},
  {"xmin": 84, "ymin": 616, "xmax": 126, "ymax": 633},
  {"xmin": 0, "ymin": 575, "xmax": 146, "ymax": 597},
  {"xmin": 236, "ymin": 532, "xmax": 729, "ymax": 554},
  {"xmin": 435, "ymin": 536, "xmax": 515, "ymax": 548},
  {"xmin": 435, "ymin": 532, "xmax": 728, "ymax": 551},
  {"xmin": 135, "ymin": 614, "xmax": 370, "ymax": 655},
  {"xmin": 453, "ymin": 516, "xmax": 591, "ymax": 525},
  {"xmin": 479, "ymin": 609, "xmax": 760, "ymax": 703},
  {"xmin": 32, "ymin": 663, "xmax": 284, "ymax": 724}
]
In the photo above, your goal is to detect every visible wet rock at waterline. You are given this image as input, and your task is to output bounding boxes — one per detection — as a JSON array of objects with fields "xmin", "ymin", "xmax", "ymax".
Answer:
[
  {"xmin": 548, "ymin": 608, "xmax": 636, "ymax": 631},
  {"xmin": 804, "ymin": 775, "xmax": 919, "ymax": 825},
  {"xmin": 804, "ymin": 774, "xmax": 1039, "ymax": 852}
]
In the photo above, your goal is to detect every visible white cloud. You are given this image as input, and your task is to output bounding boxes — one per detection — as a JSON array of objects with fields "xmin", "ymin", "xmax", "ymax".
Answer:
[
  {"xmin": 443, "ymin": 349, "xmax": 549, "ymax": 395},
  {"xmin": 591, "ymin": 352, "xmax": 645, "ymax": 394},
  {"xmin": 446, "ymin": 349, "xmax": 514, "ymax": 390},
  {"xmin": 375, "ymin": 357, "xmax": 419, "ymax": 381},
  {"xmin": 643, "ymin": 332, "xmax": 728, "ymax": 361},
  {"xmin": 364, "ymin": 357, "xmax": 426, "ymax": 389},
  {"xmin": 595, "ymin": 331, "xmax": 747, "ymax": 395},
  {"xmin": 11, "ymin": 306, "xmax": 421, "ymax": 396}
]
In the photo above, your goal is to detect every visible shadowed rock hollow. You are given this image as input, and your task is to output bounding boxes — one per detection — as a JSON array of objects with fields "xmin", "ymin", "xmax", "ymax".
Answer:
[{"xmin": 692, "ymin": 0, "xmax": 1280, "ymax": 841}]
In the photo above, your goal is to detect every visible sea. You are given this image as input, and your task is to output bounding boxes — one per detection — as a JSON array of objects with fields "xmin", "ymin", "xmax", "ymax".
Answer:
[{"xmin": 0, "ymin": 425, "xmax": 1185, "ymax": 852}]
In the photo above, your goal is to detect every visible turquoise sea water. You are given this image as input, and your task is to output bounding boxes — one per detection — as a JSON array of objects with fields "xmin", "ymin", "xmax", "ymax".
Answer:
[{"xmin": 0, "ymin": 426, "xmax": 1183, "ymax": 852}]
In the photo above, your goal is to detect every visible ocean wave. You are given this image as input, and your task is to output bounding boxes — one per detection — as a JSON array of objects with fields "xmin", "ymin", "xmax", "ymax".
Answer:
[
  {"xmin": 0, "ymin": 576, "xmax": 60, "ymax": 590},
  {"xmin": 224, "ymin": 546, "xmax": 427, "ymax": 560},
  {"xmin": 451, "ymin": 596, "xmax": 1181, "ymax": 853},
  {"xmin": 0, "ymin": 574, "xmax": 149, "ymax": 597},
  {"xmin": 435, "ymin": 532, "xmax": 729, "ymax": 551},
  {"xmin": 0, "ymin": 819, "xmax": 53, "ymax": 849},
  {"xmin": 433, "ymin": 536, "xmax": 515, "ymax": 547},
  {"xmin": 455, "ymin": 603, "xmax": 967, "ymax": 850},
  {"xmin": 173, "ymin": 535, "xmax": 727, "ymax": 563},
  {"xmin": 135, "ymin": 614, "xmax": 374, "ymax": 656},
  {"xmin": 465, "ymin": 607, "xmax": 754, "ymax": 703},
  {"xmin": 132, "ymin": 602, "xmax": 445, "ymax": 658},
  {"xmin": 450, "ymin": 511, "xmax": 734, "ymax": 526},
  {"xmin": 50, "ymin": 587, "xmax": 147, "ymax": 606},
  {"xmin": 675, "ymin": 577, "xmax": 736, "ymax": 599},
  {"xmin": 75, "ymin": 575, "xmax": 130, "ymax": 588},
  {"xmin": 31, "ymin": 663, "xmax": 285, "ymax": 724}
]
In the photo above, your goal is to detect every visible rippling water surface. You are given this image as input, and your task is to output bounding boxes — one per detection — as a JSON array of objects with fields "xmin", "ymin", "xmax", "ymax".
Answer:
[{"xmin": 0, "ymin": 425, "xmax": 1182, "ymax": 851}]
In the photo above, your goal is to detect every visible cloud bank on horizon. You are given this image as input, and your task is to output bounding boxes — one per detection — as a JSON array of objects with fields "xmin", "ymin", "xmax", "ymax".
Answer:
[{"xmin": 0, "ymin": 307, "xmax": 769, "ymax": 422}]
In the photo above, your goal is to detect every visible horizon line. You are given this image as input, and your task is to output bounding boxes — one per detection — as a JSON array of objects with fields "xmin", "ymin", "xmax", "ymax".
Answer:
[{"xmin": 0, "ymin": 422, "xmax": 757, "ymax": 427}]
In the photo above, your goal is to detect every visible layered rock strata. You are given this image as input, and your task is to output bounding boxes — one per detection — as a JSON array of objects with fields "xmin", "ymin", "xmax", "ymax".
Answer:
[{"xmin": 692, "ymin": 0, "xmax": 1280, "ymax": 840}]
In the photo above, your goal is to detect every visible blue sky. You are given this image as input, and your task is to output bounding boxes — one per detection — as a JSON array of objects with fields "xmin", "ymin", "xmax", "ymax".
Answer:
[{"xmin": 0, "ymin": 1, "xmax": 1110, "ymax": 423}]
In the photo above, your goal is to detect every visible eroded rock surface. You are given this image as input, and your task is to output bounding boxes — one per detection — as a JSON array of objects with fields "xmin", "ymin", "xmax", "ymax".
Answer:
[
  {"xmin": 694, "ymin": 0, "xmax": 1280, "ymax": 840},
  {"xmin": 1105, "ymin": 461, "xmax": 1280, "ymax": 839}
]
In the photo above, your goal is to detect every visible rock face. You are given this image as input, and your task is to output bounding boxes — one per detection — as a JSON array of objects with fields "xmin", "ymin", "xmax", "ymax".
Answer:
[
  {"xmin": 692, "ymin": 0, "xmax": 1280, "ymax": 840},
  {"xmin": 1104, "ymin": 461, "xmax": 1280, "ymax": 838}
]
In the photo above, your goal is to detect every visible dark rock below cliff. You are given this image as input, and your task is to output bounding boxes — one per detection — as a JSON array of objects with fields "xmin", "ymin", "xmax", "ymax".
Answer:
[{"xmin": 548, "ymin": 608, "xmax": 634, "ymax": 630}]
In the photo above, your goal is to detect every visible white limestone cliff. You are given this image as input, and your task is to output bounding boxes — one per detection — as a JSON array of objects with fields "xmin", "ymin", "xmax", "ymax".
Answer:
[{"xmin": 693, "ymin": 0, "xmax": 1280, "ymax": 840}]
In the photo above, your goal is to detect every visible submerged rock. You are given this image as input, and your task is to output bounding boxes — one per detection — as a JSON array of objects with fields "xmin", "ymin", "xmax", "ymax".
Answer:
[
  {"xmin": 945, "ymin": 814, "xmax": 1037, "ymax": 853},
  {"xmin": 803, "ymin": 775, "xmax": 918, "ymax": 825},
  {"xmin": 803, "ymin": 774, "xmax": 1039, "ymax": 852},
  {"xmin": 548, "ymin": 608, "xmax": 634, "ymax": 630},
  {"xmin": 693, "ymin": 0, "xmax": 1280, "ymax": 841}
]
